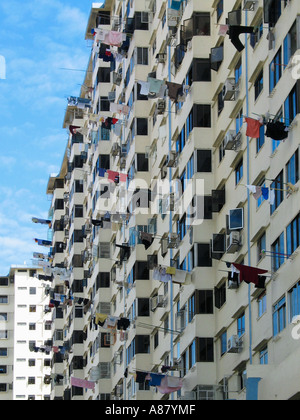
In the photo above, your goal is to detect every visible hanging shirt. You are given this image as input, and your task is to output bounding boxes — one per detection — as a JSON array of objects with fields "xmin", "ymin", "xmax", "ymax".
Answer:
[{"xmin": 265, "ymin": 120, "xmax": 288, "ymax": 140}]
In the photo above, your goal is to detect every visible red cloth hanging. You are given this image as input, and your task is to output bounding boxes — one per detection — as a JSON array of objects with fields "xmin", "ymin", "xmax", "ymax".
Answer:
[
  {"xmin": 245, "ymin": 117, "xmax": 263, "ymax": 138},
  {"xmin": 232, "ymin": 263, "xmax": 268, "ymax": 287}
]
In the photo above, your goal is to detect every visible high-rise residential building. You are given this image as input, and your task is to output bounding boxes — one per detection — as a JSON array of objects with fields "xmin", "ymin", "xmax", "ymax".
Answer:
[
  {"xmin": 0, "ymin": 267, "xmax": 52, "ymax": 400},
  {"xmin": 46, "ymin": 0, "xmax": 300, "ymax": 401}
]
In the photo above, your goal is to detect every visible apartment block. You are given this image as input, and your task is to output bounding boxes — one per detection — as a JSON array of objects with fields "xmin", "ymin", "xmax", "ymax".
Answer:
[
  {"xmin": 0, "ymin": 267, "xmax": 52, "ymax": 400},
  {"xmin": 46, "ymin": 0, "xmax": 300, "ymax": 400}
]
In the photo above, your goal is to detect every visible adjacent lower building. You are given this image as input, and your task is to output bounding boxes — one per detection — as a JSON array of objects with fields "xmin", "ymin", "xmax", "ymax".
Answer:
[
  {"xmin": 45, "ymin": 0, "xmax": 300, "ymax": 400},
  {"xmin": 0, "ymin": 267, "xmax": 52, "ymax": 400}
]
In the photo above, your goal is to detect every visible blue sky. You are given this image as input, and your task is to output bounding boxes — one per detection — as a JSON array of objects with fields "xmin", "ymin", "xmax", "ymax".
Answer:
[{"xmin": 0, "ymin": 0, "xmax": 94, "ymax": 274}]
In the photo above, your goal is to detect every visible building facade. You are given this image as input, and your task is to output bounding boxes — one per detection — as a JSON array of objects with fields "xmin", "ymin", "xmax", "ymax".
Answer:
[
  {"xmin": 0, "ymin": 267, "xmax": 52, "ymax": 400},
  {"xmin": 46, "ymin": 0, "xmax": 300, "ymax": 400}
]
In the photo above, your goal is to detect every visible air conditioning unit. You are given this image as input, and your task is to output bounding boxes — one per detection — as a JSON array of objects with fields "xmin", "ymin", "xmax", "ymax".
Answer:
[
  {"xmin": 111, "ymin": 143, "xmax": 121, "ymax": 156},
  {"xmin": 116, "ymin": 384, "xmax": 123, "ymax": 397},
  {"xmin": 175, "ymin": 310, "xmax": 186, "ymax": 332},
  {"xmin": 120, "ymin": 158, "xmax": 126, "ymax": 170},
  {"xmin": 228, "ymin": 279, "xmax": 239, "ymax": 289},
  {"xmin": 243, "ymin": 0, "xmax": 258, "ymax": 10},
  {"xmin": 156, "ymin": 53, "xmax": 167, "ymax": 64},
  {"xmin": 226, "ymin": 231, "xmax": 242, "ymax": 254},
  {"xmin": 88, "ymin": 182, "xmax": 93, "ymax": 193},
  {"xmin": 224, "ymin": 130, "xmax": 238, "ymax": 150},
  {"xmin": 85, "ymin": 221, "xmax": 92, "ymax": 234},
  {"xmin": 168, "ymin": 233, "xmax": 179, "ymax": 249},
  {"xmin": 227, "ymin": 335, "xmax": 242, "ymax": 353},
  {"xmin": 151, "ymin": 295, "xmax": 165, "ymax": 311},
  {"xmin": 108, "ymin": 91, "xmax": 116, "ymax": 102},
  {"xmin": 157, "ymin": 99, "xmax": 166, "ymax": 114},
  {"xmin": 166, "ymin": 151, "xmax": 177, "ymax": 168},
  {"xmin": 222, "ymin": 78, "xmax": 237, "ymax": 101}
]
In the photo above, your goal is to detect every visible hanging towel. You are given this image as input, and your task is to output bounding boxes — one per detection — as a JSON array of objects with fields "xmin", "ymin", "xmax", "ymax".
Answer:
[
  {"xmin": 95, "ymin": 313, "xmax": 108, "ymax": 325},
  {"xmin": 71, "ymin": 377, "xmax": 95, "ymax": 390},
  {"xmin": 138, "ymin": 81, "xmax": 150, "ymax": 96},
  {"xmin": 245, "ymin": 117, "xmax": 263, "ymax": 138},
  {"xmin": 166, "ymin": 266, "xmax": 176, "ymax": 276},
  {"xmin": 147, "ymin": 77, "xmax": 165, "ymax": 94},
  {"xmin": 219, "ymin": 24, "xmax": 229, "ymax": 36},
  {"xmin": 157, "ymin": 376, "xmax": 183, "ymax": 394}
]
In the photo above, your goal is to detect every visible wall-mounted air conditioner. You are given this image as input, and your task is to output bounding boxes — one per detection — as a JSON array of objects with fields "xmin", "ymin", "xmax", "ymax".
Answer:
[
  {"xmin": 222, "ymin": 78, "xmax": 237, "ymax": 101},
  {"xmin": 243, "ymin": 0, "xmax": 258, "ymax": 11},
  {"xmin": 227, "ymin": 335, "xmax": 243, "ymax": 353},
  {"xmin": 226, "ymin": 231, "xmax": 242, "ymax": 254},
  {"xmin": 150, "ymin": 295, "xmax": 165, "ymax": 311},
  {"xmin": 224, "ymin": 130, "xmax": 237, "ymax": 150}
]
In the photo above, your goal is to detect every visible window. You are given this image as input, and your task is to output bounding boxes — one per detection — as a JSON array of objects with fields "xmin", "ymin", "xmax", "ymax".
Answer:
[
  {"xmin": 189, "ymin": 340, "xmax": 196, "ymax": 368},
  {"xmin": 257, "ymin": 232, "xmax": 266, "ymax": 263},
  {"xmin": 214, "ymin": 283, "xmax": 226, "ymax": 309},
  {"xmin": 198, "ymin": 338, "xmax": 214, "ymax": 362},
  {"xmin": 0, "ymin": 314, "xmax": 7, "ymax": 322},
  {"xmin": 288, "ymin": 281, "xmax": 300, "ymax": 322},
  {"xmin": 136, "ymin": 47, "xmax": 148, "ymax": 65},
  {"xmin": 269, "ymin": 48, "xmax": 282, "ymax": 93},
  {"xmin": 0, "ymin": 278, "xmax": 8, "ymax": 286},
  {"xmin": 216, "ymin": 0, "xmax": 223, "ymax": 21},
  {"xmin": 260, "ymin": 346, "xmax": 268, "ymax": 365},
  {"xmin": 256, "ymin": 125, "xmax": 265, "ymax": 153},
  {"xmin": 286, "ymin": 149, "xmax": 299, "ymax": 186},
  {"xmin": 272, "ymin": 232, "xmax": 285, "ymax": 272},
  {"xmin": 29, "ymin": 288, "xmax": 36, "ymax": 295},
  {"xmin": 137, "ymin": 299, "xmax": 150, "ymax": 317},
  {"xmin": 29, "ymin": 323, "xmax": 36, "ymax": 331},
  {"xmin": 96, "ymin": 273, "xmax": 110, "ymax": 288},
  {"xmin": 197, "ymin": 290, "xmax": 213, "ymax": 314},
  {"xmin": 235, "ymin": 59, "xmax": 242, "ymax": 84},
  {"xmin": 284, "ymin": 83, "xmax": 298, "ymax": 125},
  {"xmin": 188, "ymin": 59, "xmax": 211, "ymax": 83},
  {"xmin": 136, "ymin": 153, "xmax": 149, "ymax": 171},
  {"xmin": 237, "ymin": 312, "xmax": 245, "ymax": 337},
  {"xmin": 28, "ymin": 377, "xmax": 36, "ymax": 385},
  {"xmin": 284, "ymin": 20, "xmax": 297, "ymax": 65},
  {"xmin": 286, "ymin": 213, "xmax": 300, "ymax": 256},
  {"xmin": 197, "ymin": 150, "xmax": 212, "ymax": 172},
  {"xmin": 0, "ymin": 348, "xmax": 7, "ymax": 357},
  {"xmin": 235, "ymin": 159, "xmax": 243, "ymax": 185},
  {"xmin": 220, "ymin": 331, "xmax": 227, "ymax": 356},
  {"xmin": 254, "ymin": 70, "xmax": 263, "ymax": 100},
  {"xmin": 135, "ymin": 335, "xmax": 150, "ymax": 354},
  {"xmin": 271, "ymin": 171, "xmax": 284, "ymax": 214},
  {"xmin": 250, "ymin": 19, "xmax": 263, "ymax": 48},
  {"xmin": 236, "ymin": 108, "xmax": 243, "ymax": 134},
  {"xmin": 258, "ymin": 292, "xmax": 267, "ymax": 318},
  {"xmin": 97, "ymin": 67, "xmax": 111, "ymax": 84},
  {"xmin": 136, "ymin": 118, "xmax": 148, "ymax": 136},
  {"xmin": 195, "ymin": 244, "xmax": 212, "ymax": 267},
  {"xmin": 273, "ymin": 296, "xmax": 286, "ymax": 337},
  {"xmin": 188, "ymin": 294, "xmax": 195, "ymax": 322},
  {"xmin": 193, "ymin": 104, "xmax": 211, "ymax": 128}
]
